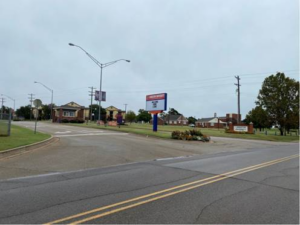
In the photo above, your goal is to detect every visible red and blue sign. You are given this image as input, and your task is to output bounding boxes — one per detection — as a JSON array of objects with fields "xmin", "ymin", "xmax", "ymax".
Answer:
[
  {"xmin": 146, "ymin": 93, "xmax": 167, "ymax": 112},
  {"xmin": 146, "ymin": 93, "xmax": 167, "ymax": 132}
]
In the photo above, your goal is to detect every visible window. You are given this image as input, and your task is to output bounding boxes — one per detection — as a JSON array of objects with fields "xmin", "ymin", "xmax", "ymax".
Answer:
[
  {"xmin": 174, "ymin": 121, "xmax": 177, "ymax": 124},
  {"xmin": 210, "ymin": 123, "xmax": 214, "ymax": 126},
  {"xmin": 63, "ymin": 111, "xmax": 75, "ymax": 117}
]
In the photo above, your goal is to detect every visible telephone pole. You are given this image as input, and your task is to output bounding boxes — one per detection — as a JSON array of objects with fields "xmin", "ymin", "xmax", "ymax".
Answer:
[
  {"xmin": 28, "ymin": 94, "xmax": 35, "ymax": 121},
  {"xmin": 88, "ymin": 87, "xmax": 96, "ymax": 122},
  {"xmin": 234, "ymin": 76, "xmax": 241, "ymax": 124}
]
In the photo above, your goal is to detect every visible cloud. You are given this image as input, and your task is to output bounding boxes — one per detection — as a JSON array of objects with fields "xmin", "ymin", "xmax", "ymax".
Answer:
[{"xmin": 0, "ymin": 0, "xmax": 298, "ymax": 118}]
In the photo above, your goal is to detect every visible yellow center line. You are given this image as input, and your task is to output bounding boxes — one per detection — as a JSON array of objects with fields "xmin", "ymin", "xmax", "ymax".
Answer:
[
  {"xmin": 46, "ymin": 154, "xmax": 299, "ymax": 224},
  {"xmin": 71, "ymin": 155, "xmax": 299, "ymax": 224}
]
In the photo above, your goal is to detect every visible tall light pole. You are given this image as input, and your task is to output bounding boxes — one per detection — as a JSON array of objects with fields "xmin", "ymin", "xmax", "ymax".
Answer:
[
  {"xmin": 1, "ymin": 94, "xmax": 15, "ymax": 113},
  {"xmin": 34, "ymin": 81, "xmax": 54, "ymax": 121},
  {"xmin": 69, "ymin": 43, "xmax": 130, "ymax": 123}
]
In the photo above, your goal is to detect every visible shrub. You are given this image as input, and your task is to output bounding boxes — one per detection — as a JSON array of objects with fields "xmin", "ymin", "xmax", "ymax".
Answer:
[
  {"xmin": 190, "ymin": 129, "xmax": 203, "ymax": 136},
  {"xmin": 61, "ymin": 119, "xmax": 69, "ymax": 123},
  {"xmin": 77, "ymin": 119, "xmax": 84, "ymax": 123},
  {"xmin": 171, "ymin": 130, "xmax": 209, "ymax": 142},
  {"xmin": 171, "ymin": 130, "xmax": 181, "ymax": 139}
]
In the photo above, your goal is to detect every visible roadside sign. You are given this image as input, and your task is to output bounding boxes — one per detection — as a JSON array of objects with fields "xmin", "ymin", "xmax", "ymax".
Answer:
[
  {"xmin": 146, "ymin": 93, "xmax": 167, "ymax": 112},
  {"xmin": 33, "ymin": 99, "xmax": 42, "ymax": 108},
  {"xmin": 145, "ymin": 93, "xmax": 167, "ymax": 132},
  {"xmin": 234, "ymin": 126, "xmax": 248, "ymax": 132},
  {"xmin": 95, "ymin": 91, "xmax": 106, "ymax": 101},
  {"xmin": 33, "ymin": 99, "xmax": 42, "ymax": 134}
]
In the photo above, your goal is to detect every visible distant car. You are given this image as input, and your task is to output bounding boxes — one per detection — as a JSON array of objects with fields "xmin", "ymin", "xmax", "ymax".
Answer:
[{"xmin": 189, "ymin": 124, "xmax": 195, "ymax": 127}]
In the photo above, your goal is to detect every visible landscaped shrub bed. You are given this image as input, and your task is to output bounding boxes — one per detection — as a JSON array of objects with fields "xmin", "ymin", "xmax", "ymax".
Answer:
[{"xmin": 171, "ymin": 129, "xmax": 210, "ymax": 142}]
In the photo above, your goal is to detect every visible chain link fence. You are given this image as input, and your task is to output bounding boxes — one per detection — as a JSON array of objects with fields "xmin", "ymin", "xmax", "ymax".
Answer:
[{"xmin": 0, "ymin": 110, "xmax": 12, "ymax": 136}]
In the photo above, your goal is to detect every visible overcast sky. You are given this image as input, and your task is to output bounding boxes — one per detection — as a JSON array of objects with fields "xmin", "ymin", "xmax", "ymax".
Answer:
[{"xmin": 0, "ymin": 0, "xmax": 299, "ymax": 119}]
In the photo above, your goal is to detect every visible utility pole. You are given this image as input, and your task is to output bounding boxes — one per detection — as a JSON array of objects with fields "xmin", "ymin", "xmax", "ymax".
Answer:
[
  {"xmin": 28, "ymin": 94, "xmax": 35, "ymax": 121},
  {"xmin": 88, "ymin": 87, "xmax": 96, "ymax": 122},
  {"xmin": 234, "ymin": 76, "xmax": 241, "ymax": 124}
]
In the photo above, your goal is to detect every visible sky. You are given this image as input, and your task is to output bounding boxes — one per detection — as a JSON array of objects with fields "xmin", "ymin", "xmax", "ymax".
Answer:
[{"xmin": 0, "ymin": 0, "xmax": 299, "ymax": 119}]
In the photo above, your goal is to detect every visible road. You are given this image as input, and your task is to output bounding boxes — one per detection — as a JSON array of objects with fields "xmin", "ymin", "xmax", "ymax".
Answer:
[
  {"xmin": 1, "ymin": 121, "xmax": 288, "ymax": 180},
  {"xmin": 0, "ymin": 122, "xmax": 298, "ymax": 223}
]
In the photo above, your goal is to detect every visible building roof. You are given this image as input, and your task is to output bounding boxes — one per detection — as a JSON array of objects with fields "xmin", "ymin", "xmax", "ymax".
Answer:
[
  {"xmin": 196, "ymin": 117, "xmax": 214, "ymax": 123},
  {"xmin": 106, "ymin": 106, "xmax": 120, "ymax": 111},
  {"xmin": 167, "ymin": 114, "xmax": 188, "ymax": 121},
  {"xmin": 168, "ymin": 115, "xmax": 180, "ymax": 121},
  {"xmin": 54, "ymin": 102, "xmax": 84, "ymax": 110},
  {"xmin": 196, "ymin": 116, "xmax": 227, "ymax": 123}
]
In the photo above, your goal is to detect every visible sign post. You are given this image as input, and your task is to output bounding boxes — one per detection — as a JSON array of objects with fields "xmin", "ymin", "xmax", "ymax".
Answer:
[
  {"xmin": 33, "ymin": 99, "xmax": 42, "ymax": 134},
  {"xmin": 153, "ymin": 113, "xmax": 158, "ymax": 132},
  {"xmin": 146, "ymin": 93, "xmax": 167, "ymax": 132}
]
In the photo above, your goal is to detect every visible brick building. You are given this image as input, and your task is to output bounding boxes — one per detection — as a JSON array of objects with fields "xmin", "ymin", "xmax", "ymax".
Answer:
[
  {"xmin": 196, "ymin": 113, "xmax": 241, "ymax": 128},
  {"xmin": 52, "ymin": 102, "xmax": 88, "ymax": 122}
]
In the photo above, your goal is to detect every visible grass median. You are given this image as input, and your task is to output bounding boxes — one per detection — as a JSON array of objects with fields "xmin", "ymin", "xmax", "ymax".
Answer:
[
  {"xmin": 66, "ymin": 122, "xmax": 299, "ymax": 142},
  {"xmin": 0, "ymin": 124, "xmax": 51, "ymax": 151}
]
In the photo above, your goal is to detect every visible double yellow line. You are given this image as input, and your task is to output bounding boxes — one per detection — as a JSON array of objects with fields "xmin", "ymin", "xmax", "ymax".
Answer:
[{"xmin": 47, "ymin": 154, "xmax": 299, "ymax": 224}]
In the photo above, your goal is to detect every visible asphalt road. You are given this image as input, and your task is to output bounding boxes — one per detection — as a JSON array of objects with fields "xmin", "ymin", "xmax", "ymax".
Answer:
[
  {"xmin": 0, "ymin": 142, "xmax": 299, "ymax": 224},
  {"xmin": 1, "ymin": 121, "xmax": 292, "ymax": 180}
]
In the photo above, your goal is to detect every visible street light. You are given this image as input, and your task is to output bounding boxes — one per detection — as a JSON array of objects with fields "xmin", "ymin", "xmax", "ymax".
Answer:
[
  {"xmin": 69, "ymin": 43, "xmax": 130, "ymax": 123},
  {"xmin": 34, "ymin": 81, "xmax": 54, "ymax": 121},
  {"xmin": 1, "ymin": 94, "xmax": 15, "ymax": 113}
]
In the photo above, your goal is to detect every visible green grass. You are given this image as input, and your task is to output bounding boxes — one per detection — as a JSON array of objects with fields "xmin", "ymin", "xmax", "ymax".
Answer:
[
  {"xmin": 0, "ymin": 125, "xmax": 51, "ymax": 151},
  {"xmin": 66, "ymin": 122, "xmax": 299, "ymax": 142}
]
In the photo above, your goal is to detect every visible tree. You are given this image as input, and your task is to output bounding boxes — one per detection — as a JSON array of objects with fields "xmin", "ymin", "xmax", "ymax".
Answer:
[
  {"xmin": 168, "ymin": 108, "xmax": 180, "ymax": 115},
  {"xmin": 125, "ymin": 110, "xmax": 136, "ymax": 123},
  {"xmin": 256, "ymin": 72, "xmax": 299, "ymax": 135},
  {"xmin": 16, "ymin": 105, "xmax": 32, "ymax": 119},
  {"xmin": 188, "ymin": 116, "xmax": 197, "ymax": 124},
  {"xmin": 89, "ymin": 104, "xmax": 106, "ymax": 121},
  {"xmin": 244, "ymin": 106, "xmax": 270, "ymax": 131},
  {"xmin": 41, "ymin": 104, "xmax": 51, "ymax": 120},
  {"xmin": 136, "ymin": 109, "xmax": 152, "ymax": 123},
  {"xmin": 1, "ymin": 106, "xmax": 10, "ymax": 114}
]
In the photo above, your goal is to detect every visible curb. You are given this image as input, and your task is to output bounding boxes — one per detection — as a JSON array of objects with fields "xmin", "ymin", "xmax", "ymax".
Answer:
[{"xmin": 0, "ymin": 136, "xmax": 57, "ymax": 159}]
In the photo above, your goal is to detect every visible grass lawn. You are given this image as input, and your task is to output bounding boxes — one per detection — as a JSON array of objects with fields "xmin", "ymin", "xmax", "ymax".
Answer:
[
  {"xmin": 67, "ymin": 122, "xmax": 299, "ymax": 142},
  {"xmin": 0, "ymin": 125, "xmax": 51, "ymax": 151}
]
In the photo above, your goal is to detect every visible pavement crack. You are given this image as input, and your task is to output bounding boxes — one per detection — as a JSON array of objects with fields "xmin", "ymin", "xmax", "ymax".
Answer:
[
  {"xmin": 193, "ymin": 185, "xmax": 258, "ymax": 224},
  {"xmin": 228, "ymin": 175, "xmax": 299, "ymax": 192}
]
